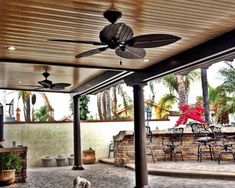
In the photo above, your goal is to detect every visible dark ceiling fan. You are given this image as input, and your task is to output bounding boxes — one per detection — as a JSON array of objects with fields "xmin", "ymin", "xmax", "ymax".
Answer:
[
  {"xmin": 20, "ymin": 71, "xmax": 71, "ymax": 90},
  {"xmin": 49, "ymin": 4, "xmax": 181, "ymax": 59}
]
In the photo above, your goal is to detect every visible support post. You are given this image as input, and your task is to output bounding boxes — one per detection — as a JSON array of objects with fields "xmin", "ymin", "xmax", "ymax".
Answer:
[
  {"xmin": 72, "ymin": 95, "xmax": 84, "ymax": 170},
  {"xmin": 133, "ymin": 83, "xmax": 149, "ymax": 188},
  {"xmin": 201, "ymin": 68, "xmax": 210, "ymax": 124},
  {"xmin": 0, "ymin": 103, "xmax": 3, "ymax": 142}
]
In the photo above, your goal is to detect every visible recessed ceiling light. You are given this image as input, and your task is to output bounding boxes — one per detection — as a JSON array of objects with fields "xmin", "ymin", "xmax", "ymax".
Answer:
[
  {"xmin": 143, "ymin": 59, "xmax": 149, "ymax": 62},
  {"xmin": 7, "ymin": 46, "xmax": 16, "ymax": 51},
  {"xmin": 18, "ymin": 81, "xmax": 22, "ymax": 84}
]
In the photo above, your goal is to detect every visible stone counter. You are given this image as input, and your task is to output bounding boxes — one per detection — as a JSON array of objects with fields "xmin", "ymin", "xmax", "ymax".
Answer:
[
  {"xmin": 113, "ymin": 127, "xmax": 235, "ymax": 165},
  {"xmin": 0, "ymin": 146, "xmax": 27, "ymax": 183}
]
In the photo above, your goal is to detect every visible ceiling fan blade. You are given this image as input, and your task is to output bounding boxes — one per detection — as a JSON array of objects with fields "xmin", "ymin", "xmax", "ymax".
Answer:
[
  {"xmin": 52, "ymin": 83, "xmax": 71, "ymax": 89},
  {"xmin": 115, "ymin": 46, "xmax": 146, "ymax": 59},
  {"xmin": 75, "ymin": 46, "xmax": 108, "ymax": 58},
  {"xmin": 19, "ymin": 84, "xmax": 40, "ymax": 87},
  {"xmin": 48, "ymin": 39, "xmax": 104, "ymax": 46},
  {"xmin": 38, "ymin": 80, "xmax": 52, "ymax": 88},
  {"xmin": 126, "ymin": 34, "xmax": 181, "ymax": 48}
]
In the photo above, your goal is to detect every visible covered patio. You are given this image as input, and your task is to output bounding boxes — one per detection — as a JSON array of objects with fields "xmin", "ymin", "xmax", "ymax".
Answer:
[{"xmin": 1, "ymin": 0, "xmax": 235, "ymax": 187}]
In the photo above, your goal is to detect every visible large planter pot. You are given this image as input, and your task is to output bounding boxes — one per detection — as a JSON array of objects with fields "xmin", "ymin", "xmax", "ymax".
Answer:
[
  {"xmin": 55, "ymin": 157, "xmax": 67, "ymax": 167},
  {"xmin": 0, "ymin": 169, "xmax": 16, "ymax": 186},
  {"xmin": 67, "ymin": 156, "xmax": 74, "ymax": 166},
  {"xmin": 82, "ymin": 150, "xmax": 96, "ymax": 164},
  {"xmin": 41, "ymin": 157, "xmax": 53, "ymax": 167}
]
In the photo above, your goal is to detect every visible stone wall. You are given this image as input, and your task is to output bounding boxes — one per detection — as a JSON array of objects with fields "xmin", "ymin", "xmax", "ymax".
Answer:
[
  {"xmin": 113, "ymin": 128, "xmax": 235, "ymax": 165},
  {"xmin": 0, "ymin": 147, "xmax": 27, "ymax": 183}
]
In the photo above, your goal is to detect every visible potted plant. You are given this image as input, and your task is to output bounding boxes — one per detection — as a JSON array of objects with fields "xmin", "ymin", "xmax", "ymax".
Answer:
[
  {"xmin": 82, "ymin": 147, "xmax": 96, "ymax": 164},
  {"xmin": 67, "ymin": 154, "xmax": 74, "ymax": 166},
  {"xmin": 0, "ymin": 152, "xmax": 22, "ymax": 186},
  {"xmin": 41, "ymin": 156, "xmax": 53, "ymax": 167},
  {"xmin": 55, "ymin": 155, "xmax": 67, "ymax": 167}
]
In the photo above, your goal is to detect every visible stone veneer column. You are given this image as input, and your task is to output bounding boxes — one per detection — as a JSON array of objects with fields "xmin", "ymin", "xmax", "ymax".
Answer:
[
  {"xmin": 133, "ymin": 83, "xmax": 149, "ymax": 188},
  {"xmin": 72, "ymin": 95, "xmax": 84, "ymax": 170}
]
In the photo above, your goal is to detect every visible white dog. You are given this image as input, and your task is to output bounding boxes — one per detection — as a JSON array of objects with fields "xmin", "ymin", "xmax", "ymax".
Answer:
[{"xmin": 73, "ymin": 176, "xmax": 91, "ymax": 188}]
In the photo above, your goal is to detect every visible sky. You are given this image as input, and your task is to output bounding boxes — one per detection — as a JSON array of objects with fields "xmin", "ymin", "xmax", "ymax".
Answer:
[{"xmin": 0, "ymin": 60, "xmax": 234, "ymax": 121}]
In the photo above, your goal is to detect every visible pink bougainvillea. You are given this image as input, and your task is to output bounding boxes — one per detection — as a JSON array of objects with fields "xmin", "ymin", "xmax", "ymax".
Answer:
[{"xmin": 175, "ymin": 104, "xmax": 205, "ymax": 126}]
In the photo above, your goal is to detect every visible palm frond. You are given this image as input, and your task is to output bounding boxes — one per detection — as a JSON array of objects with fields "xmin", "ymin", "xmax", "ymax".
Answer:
[{"xmin": 156, "ymin": 93, "xmax": 178, "ymax": 119}]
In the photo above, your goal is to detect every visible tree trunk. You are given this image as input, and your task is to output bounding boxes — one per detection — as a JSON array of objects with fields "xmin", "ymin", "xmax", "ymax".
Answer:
[
  {"xmin": 25, "ymin": 98, "xmax": 31, "ymax": 122},
  {"xmin": 217, "ymin": 112, "xmax": 229, "ymax": 124},
  {"xmin": 201, "ymin": 68, "xmax": 210, "ymax": 124},
  {"xmin": 112, "ymin": 87, "xmax": 118, "ymax": 119},
  {"xmin": 97, "ymin": 93, "xmax": 103, "ymax": 120},
  {"xmin": 176, "ymin": 74, "xmax": 188, "ymax": 106}
]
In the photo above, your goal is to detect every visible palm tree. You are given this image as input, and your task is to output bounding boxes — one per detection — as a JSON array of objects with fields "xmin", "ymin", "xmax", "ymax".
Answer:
[
  {"xmin": 97, "ymin": 90, "xmax": 112, "ymax": 120},
  {"xmin": 219, "ymin": 62, "xmax": 235, "ymax": 93},
  {"xmin": 111, "ymin": 83, "xmax": 132, "ymax": 119},
  {"xmin": 201, "ymin": 68, "xmax": 210, "ymax": 124},
  {"xmin": 208, "ymin": 62, "xmax": 235, "ymax": 124},
  {"xmin": 159, "ymin": 70, "xmax": 200, "ymax": 106},
  {"xmin": 18, "ymin": 91, "xmax": 31, "ymax": 121},
  {"xmin": 209, "ymin": 85, "xmax": 230, "ymax": 124},
  {"xmin": 40, "ymin": 93, "xmax": 54, "ymax": 121},
  {"xmin": 155, "ymin": 93, "xmax": 177, "ymax": 119}
]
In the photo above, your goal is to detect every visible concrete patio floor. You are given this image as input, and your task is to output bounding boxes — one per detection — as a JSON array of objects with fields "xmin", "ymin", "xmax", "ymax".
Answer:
[
  {"xmin": 3, "ymin": 161, "xmax": 235, "ymax": 188},
  {"xmin": 100, "ymin": 158, "xmax": 235, "ymax": 180}
]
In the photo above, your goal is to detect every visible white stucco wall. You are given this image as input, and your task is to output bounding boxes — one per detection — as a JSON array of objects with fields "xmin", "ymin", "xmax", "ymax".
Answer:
[{"xmin": 3, "ymin": 118, "xmax": 176, "ymax": 167}]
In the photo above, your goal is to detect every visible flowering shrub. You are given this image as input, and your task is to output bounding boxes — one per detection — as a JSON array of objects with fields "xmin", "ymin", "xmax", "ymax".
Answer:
[{"xmin": 175, "ymin": 104, "xmax": 205, "ymax": 126}]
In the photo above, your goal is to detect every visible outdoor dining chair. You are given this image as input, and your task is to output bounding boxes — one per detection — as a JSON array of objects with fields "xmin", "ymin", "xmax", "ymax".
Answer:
[
  {"xmin": 162, "ymin": 127, "xmax": 184, "ymax": 162},
  {"xmin": 190, "ymin": 123, "xmax": 215, "ymax": 162},
  {"xmin": 209, "ymin": 125, "xmax": 235, "ymax": 164},
  {"xmin": 145, "ymin": 126, "xmax": 156, "ymax": 163}
]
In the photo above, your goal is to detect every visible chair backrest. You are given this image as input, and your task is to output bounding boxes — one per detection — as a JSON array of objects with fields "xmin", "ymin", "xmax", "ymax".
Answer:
[
  {"xmin": 209, "ymin": 125, "xmax": 222, "ymax": 134},
  {"xmin": 209, "ymin": 125, "xmax": 225, "ymax": 141},
  {"xmin": 190, "ymin": 123, "xmax": 210, "ymax": 137},
  {"xmin": 170, "ymin": 127, "xmax": 184, "ymax": 143},
  {"xmin": 145, "ymin": 126, "xmax": 153, "ymax": 144}
]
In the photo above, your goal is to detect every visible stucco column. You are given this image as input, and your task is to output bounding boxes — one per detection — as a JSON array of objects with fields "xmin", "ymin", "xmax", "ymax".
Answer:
[
  {"xmin": 133, "ymin": 83, "xmax": 149, "ymax": 188},
  {"xmin": 72, "ymin": 95, "xmax": 84, "ymax": 170},
  {"xmin": 201, "ymin": 68, "xmax": 210, "ymax": 124}
]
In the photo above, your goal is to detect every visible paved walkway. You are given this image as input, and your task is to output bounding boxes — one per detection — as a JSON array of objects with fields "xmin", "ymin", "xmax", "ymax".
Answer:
[
  {"xmin": 101, "ymin": 158, "xmax": 235, "ymax": 179},
  {"xmin": 4, "ymin": 163, "xmax": 235, "ymax": 188}
]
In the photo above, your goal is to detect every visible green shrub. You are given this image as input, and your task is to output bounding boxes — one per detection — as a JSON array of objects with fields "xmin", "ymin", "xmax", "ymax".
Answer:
[{"xmin": 0, "ymin": 152, "xmax": 22, "ymax": 171}]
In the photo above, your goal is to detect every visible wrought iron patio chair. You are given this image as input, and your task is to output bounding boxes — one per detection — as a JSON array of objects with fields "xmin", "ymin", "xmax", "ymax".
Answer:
[
  {"xmin": 162, "ymin": 127, "xmax": 184, "ymax": 162},
  {"xmin": 145, "ymin": 126, "xmax": 156, "ymax": 163},
  {"xmin": 190, "ymin": 123, "xmax": 215, "ymax": 162},
  {"xmin": 209, "ymin": 125, "xmax": 235, "ymax": 164}
]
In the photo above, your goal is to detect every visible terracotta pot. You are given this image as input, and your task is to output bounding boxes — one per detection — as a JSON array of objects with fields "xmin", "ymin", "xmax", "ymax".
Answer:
[
  {"xmin": 82, "ymin": 150, "xmax": 96, "ymax": 164},
  {"xmin": 0, "ymin": 169, "xmax": 16, "ymax": 186}
]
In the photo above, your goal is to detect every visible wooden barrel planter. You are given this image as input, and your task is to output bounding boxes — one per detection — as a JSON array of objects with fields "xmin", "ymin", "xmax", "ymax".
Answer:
[{"xmin": 82, "ymin": 149, "xmax": 96, "ymax": 164}]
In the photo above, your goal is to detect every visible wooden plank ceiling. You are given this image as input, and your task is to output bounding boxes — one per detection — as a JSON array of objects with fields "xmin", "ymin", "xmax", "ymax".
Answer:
[{"xmin": 0, "ymin": 0, "xmax": 235, "ymax": 92}]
